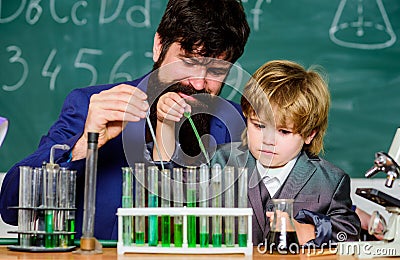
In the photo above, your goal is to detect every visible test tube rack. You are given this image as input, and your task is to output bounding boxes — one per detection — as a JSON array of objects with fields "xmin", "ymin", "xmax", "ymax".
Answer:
[
  {"xmin": 117, "ymin": 207, "xmax": 253, "ymax": 256},
  {"xmin": 7, "ymin": 206, "xmax": 76, "ymax": 252},
  {"xmin": 7, "ymin": 165, "xmax": 77, "ymax": 252}
]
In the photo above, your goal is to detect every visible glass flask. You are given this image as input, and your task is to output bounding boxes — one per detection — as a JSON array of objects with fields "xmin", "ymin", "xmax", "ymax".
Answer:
[{"xmin": 266, "ymin": 199, "xmax": 300, "ymax": 254}]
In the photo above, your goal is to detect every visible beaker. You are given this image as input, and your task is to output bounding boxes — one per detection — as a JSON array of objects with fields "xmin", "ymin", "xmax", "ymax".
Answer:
[{"xmin": 266, "ymin": 199, "xmax": 299, "ymax": 254}]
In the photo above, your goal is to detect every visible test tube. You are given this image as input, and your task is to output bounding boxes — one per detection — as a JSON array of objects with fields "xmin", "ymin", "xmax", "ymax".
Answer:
[
  {"xmin": 238, "ymin": 167, "xmax": 248, "ymax": 247},
  {"xmin": 224, "ymin": 166, "xmax": 235, "ymax": 247},
  {"xmin": 187, "ymin": 166, "xmax": 197, "ymax": 247},
  {"xmin": 66, "ymin": 169, "xmax": 77, "ymax": 246},
  {"xmin": 161, "ymin": 169, "xmax": 171, "ymax": 247},
  {"xmin": 122, "ymin": 167, "xmax": 133, "ymax": 246},
  {"xmin": 134, "ymin": 163, "xmax": 145, "ymax": 245},
  {"xmin": 199, "ymin": 164, "xmax": 209, "ymax": 247},
  {"xmin": 44, "ymin": 164, "xmax": 59, "ymax": 248},
  {"xmin": 18, "ymin": 166, "xmax": 32, "ymax": 247},
  {"xmin": 57, "ymin": 167, "xmax": 69, "ymax": 247},
  {"xmin": 30, "ymin": 167, "xmax": 43, "ymax": 247},
  {"xmin": 81, "ymin": 132, "xmax": 99, "ymax": 250},
  {"xmin": 148, "ymin": 166, "xmax": 159, "ymax": 246},
  {"xmin": 211, "ymin": 164, "xmax": 222, "ymax": 247},
  {"xmin": 173, "ymin": 168, "xmax": 183, "ymax": 247}
]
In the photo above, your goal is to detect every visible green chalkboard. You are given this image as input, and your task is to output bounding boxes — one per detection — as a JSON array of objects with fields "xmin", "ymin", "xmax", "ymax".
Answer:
[{"xmin": 1, "ymin": 0, "xmax": 399, "ymax": 178}]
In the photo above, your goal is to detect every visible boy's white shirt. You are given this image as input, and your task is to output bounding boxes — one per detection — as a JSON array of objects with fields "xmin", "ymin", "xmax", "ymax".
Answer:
[{"xmin": 256, "ymin": 153, "xmax": 300, "ymax": 197}]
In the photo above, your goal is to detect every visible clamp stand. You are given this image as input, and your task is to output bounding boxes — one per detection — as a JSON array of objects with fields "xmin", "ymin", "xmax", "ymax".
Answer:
[{"xmin": 338, "ymin": 207, "xmax": 400, "ymax": 258}]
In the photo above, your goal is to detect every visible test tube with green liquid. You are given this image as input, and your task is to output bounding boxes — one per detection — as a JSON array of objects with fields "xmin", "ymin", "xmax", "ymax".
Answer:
[
  {"xmin": 66, "ymin": 169, "xmax": 77, "ymax": 246},
  {"xmin": 44, "ymin": 165, "xmax": 59, "ymax": 248},
  {"xmin": 199, "ymin": 164, "xmax": 209, "ymax": 247},
  {"xmin": 211, "ymin": 164, "xmax": 222, "ymax": 247},
  {"xmin": 224, "ymin": 166, "xmax": 235, "ymax": 247},
  {"xmin": 238, "ymin": 167, "xmax": 248, "ymax": 247},
  {"xmin": 161, "ymin": 169, "xmax": 171, "ymax": 247},
  {"xmin": 173, "ymin": 168, "xmax": 183, "ymax": 247},
  {"xmin": 148, "ymin": 166, "xmax": 159, "ymax": 246},
  {"xmin": 30, "ymin": 167, "xmax": 43, "ymax": 247},
  {"xmin": 134, "ymin": 163, "xmax": 145, "ymax": 245},
  {"xmin": 187, "ymin": 166, "xmax": 197, "ymax": 247},
  {"xmin": 122, "ymin": 167, "xmax": 133, "ymax": 246},
  {"xmin": 57, "ymin": 167, "xmax": 69, "ymax": 247}
]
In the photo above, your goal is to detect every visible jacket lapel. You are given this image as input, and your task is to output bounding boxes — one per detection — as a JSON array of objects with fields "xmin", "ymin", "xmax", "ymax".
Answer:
[{"xmin": 277, "ymin": 152, "xmax": 317, "ymax": 200}]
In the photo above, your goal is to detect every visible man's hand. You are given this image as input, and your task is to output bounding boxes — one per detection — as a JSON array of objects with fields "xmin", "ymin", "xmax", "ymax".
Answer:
[{"xmin": 72, "ymin": 84, "xmax": 148, "ymax": 161}]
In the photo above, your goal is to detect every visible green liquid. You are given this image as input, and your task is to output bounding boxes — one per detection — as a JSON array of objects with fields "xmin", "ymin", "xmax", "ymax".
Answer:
[
  {"xmin": 67, "ymin": 219, "xmax": 75, "ymax": 246},
  {"xmin": 187, "ymin": 189, "xmax": 196, "ymax": 247},
  {"xmin": 161, "ymin": 215, "xmax": 170, "ymax": 247},
  {"xmin": 212, "ymin": 233, "xmax": 222, "ymax": 247},
  {"xmin": 123, "ymin": 216, "xmax": 133, "ymax": 245},
  {"xmin": 238, "ymin": 233, "xmax": 247, "ymax": 247},
  {"xmin": 148, "ymin": 216, "xmax": 158, "ymax": 246},
  {"xmin": 135, "ymin": 232, "xmax": 145, "ymax": 245},
  {"xmin": 200, "ymin": 233, "xmax": 209, "ymax": 247},
  {"xmin": 122, "ymin": 195, "xmax": 132, "ymax": 208},
  {"xmin": 45, "ymin": 211, "xmax": 54, "ymax": 248},
  {"xmin": 225, "ymin": 231, "xmax": 234, "ymax": 247},
  {"xmin": 187, "ymin": 215, "xmax": 196, "ymax": 247},
  {"xmin": 148, "ymin": 194, "xmax": 158, "ymax": 246},
  {"xmin": 174, "ymin": 223, "xmax": 183, "ymax": 247}
]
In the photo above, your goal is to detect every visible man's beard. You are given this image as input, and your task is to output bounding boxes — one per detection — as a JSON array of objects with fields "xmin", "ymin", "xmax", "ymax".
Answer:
[{"xmin": 146, "ymin": 72, "xmax": 211, "ymax": 159}]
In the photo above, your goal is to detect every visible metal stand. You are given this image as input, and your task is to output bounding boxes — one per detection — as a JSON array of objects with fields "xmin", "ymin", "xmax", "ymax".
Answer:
[{"xmin": 338, "ymin": 207, "xmax": 400, "ymax": 258}]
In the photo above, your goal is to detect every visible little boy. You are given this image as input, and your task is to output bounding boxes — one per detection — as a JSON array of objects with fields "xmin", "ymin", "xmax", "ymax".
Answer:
[
  {"xmin": 154, "ymin": 60, "xmax": 361, "ymax": 246},
  {"xmin": 211, "ymin": 60, "xmax": 361, "ymax": 246}
]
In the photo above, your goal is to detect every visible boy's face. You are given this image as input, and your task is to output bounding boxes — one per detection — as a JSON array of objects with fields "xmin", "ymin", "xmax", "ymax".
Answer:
[{"xmin": 246, "ymin": 112, "xmax": 315, "ymax": 168}]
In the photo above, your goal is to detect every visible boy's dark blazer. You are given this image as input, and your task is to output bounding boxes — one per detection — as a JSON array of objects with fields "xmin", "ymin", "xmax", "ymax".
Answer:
[{"xmin": 211, "ymin": 142, "xmax": 361, "ymax": 245}]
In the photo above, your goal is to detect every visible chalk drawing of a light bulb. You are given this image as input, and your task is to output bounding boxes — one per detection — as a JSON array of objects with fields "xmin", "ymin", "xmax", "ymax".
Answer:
[{"xmin": 329, "ymin": 0, "xmax": 396, "ymax": 49}]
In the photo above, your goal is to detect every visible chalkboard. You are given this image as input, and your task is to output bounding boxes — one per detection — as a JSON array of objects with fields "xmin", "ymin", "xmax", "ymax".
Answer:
[{"xmin": 1, "ymin": 0, "xmax": 399, "ymax": 178}]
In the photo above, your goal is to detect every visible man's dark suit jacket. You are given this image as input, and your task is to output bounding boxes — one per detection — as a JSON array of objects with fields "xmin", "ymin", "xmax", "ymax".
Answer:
[
  {"xmin": 211, "ymin": 142, "xmax": 361, "ymax": 245},
  {"xmin": 0, "ymin": 74, "xmax": 245, "ymax": 240}
]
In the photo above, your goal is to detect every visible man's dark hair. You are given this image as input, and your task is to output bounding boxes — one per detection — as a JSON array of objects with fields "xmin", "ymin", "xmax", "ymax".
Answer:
[{"xmin": 154, "ymin": 0, "xmax": 250, "ymax": 68}]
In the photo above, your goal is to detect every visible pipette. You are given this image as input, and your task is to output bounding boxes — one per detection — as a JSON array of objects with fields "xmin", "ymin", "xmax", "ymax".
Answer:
[
  {"xmin": 145, "ymin": 106, "xmax": 164, "ymax": 170},
  {"xmin": 199, "ymin": 164, "xmax": 209, "ymax": 247},
  {"xmin": 238, "ymin": 167, "xmax": 248, "ymax": 247},
  {"xmin": 134, "ymin": 163, "xmax": 145, "ymax": 245},
  {"xmin": 173, "ymin": 168, "xmax": 183, "ymax": 247},
  {"xmin": 224, "ymin": 166, "xmax": 235, "ymax": 247},
  {"xmin": 183, "ymin": 112, "xmax": 210, "ymax": 164},
  {"xmin": 212, "ymin": 164, "xmax": 222, "ymax": 247}
]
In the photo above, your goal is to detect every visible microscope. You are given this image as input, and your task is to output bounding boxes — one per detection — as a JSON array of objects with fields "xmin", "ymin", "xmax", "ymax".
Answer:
[{"xmin": 338, "ymin": 128, "xmax": 400, "ymax": 258}]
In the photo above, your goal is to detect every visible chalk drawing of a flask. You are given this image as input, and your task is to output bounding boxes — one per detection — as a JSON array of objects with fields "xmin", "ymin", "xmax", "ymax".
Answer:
[{"xmin": 329, "ymin": 0, "xmax": 396, "ymax": 50}]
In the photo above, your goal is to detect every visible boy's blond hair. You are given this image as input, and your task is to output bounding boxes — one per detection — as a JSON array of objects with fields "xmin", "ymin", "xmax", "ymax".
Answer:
[{"xmin": 241, "ymin": 60, "xmax": 330, "ymax": 156}]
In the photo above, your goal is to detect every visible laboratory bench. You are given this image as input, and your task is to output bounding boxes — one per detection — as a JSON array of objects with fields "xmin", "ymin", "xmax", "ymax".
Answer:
[{"xmin": 0, "ymin": 242, "xmax": 389, "ymax": 260}]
